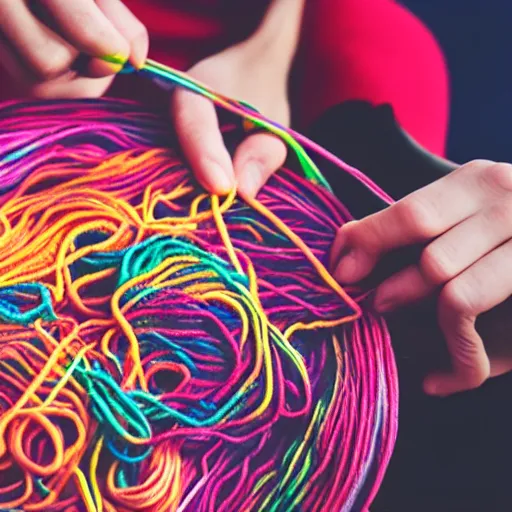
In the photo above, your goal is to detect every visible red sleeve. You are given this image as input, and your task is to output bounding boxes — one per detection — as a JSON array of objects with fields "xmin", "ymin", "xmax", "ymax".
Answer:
[{"xmin": 298, "ymin": 0, "xmax": 449, "ymax": 156}]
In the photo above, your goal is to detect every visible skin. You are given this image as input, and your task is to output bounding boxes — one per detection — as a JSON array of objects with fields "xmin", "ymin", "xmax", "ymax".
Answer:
[
  {"xmin": 0, "ymin": 0, "xmax": 304, "ymax": 197},
  {"xmin": 0, "ymin": 0, "xmax": 149, "ymax": 97},
  {"xmin": 3, "ymin": 1, "xmax": 511, "ymax": 398},
  {"xmin": 331, "ymin": 160, "xmax": 512, "ymax": 396},
  {"xmin": 172, "ymin": 0, "xmax": 306, "ymax": 198},
  {"xmin": 170, "ymin": 36, "xmax": 289, "ymax": 198}
]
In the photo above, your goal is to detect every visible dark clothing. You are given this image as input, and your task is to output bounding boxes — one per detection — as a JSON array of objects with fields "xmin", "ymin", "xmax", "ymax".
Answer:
[{"xmin": 310, "ymin": 100, "xmax": 512, "ymax": 512}]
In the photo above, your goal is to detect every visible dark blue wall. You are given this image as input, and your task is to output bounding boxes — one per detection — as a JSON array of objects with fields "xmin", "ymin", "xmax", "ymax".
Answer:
[{"xmin": 400, "ymin": 0, "xmax": 511, "ymax": 163}]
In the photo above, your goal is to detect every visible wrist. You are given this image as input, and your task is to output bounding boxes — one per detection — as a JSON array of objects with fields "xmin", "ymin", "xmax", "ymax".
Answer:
[{"xmin": 248, "ymin": 0, "xmax": 305, "ymax": 72}]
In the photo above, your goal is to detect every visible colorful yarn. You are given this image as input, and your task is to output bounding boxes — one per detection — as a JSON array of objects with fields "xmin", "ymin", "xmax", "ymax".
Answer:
[{"xmin": 0, "ymin": 64, "xmax": 397, "ymax": 511}]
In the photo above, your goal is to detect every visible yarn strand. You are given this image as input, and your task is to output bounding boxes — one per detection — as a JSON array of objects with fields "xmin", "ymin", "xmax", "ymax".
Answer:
[{"xmin": 0, "ymin": 72, "xmax": 397, "ymax": 510}]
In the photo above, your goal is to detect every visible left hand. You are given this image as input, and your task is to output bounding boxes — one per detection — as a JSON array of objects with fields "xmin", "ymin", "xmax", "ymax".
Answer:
[
  {"xmin": 0, "ymin": 0, "xmax": 148, "ymax": 99},
  {"xmin": 330, "ymin": 160, "xmax": 512, "ymax": 396},
  {"xmin": 170, "ymin": 37, "xmax": 289, "ymax": 198}
]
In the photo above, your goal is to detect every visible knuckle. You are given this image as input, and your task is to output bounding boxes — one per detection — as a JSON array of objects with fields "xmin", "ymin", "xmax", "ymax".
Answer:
[
  {"xmin": 335, "ymin": 226, "xmax": 345, "ymax": 246},
  {"xmin": 77, "ymin": 23, "xmax": 129, "ymax": 59},
  {"xmin": 420, "ymin": 244, "xmax": 453, "ymax": 284},
  {"xmin": 32, "ymin": 51, "xmax": 71, "ymax": 80},
  {"xmin": 242, "ymin": 136, "xmax": 286, "ymax": 167},
  {"xmin": 455, "ymin": 348, "xmax": 489, "ymax": 389},
  {"xmin": 462, "ymin": 158, "xmax": 493, "ymax": 170},
  {"xmin": 463, "ymin": 370, "xmax": 489, "ymax": 390},
  {"xmin": 456, "ymin": 159, "xmax": 494, "ymax": 179},
  {"xmin": 480, "ymin": 162, "xmax": 512, "ymax": 194},
  {"xmin": 486, "ymin": 201, "xmax": 512, "ymax": 226},
  {"xmin": 340, "ymin": 220, "xmax": 361, "ymax": 245},
  {"xmin": 77, "ymin": 25, "xmax": 104, "ymax": 52},
  {"xmin": 440, "ymin": 281, "xmax": 477, "ymax": 314},
  {"xmin": 130, "ymin": 22, "xmax": 149, "ymax": 47},
  {"xmin": 398, "ymin": 197, "xmax": 439, "ymax": 238}
]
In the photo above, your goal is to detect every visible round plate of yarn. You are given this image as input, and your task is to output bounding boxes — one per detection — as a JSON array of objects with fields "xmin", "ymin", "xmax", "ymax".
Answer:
[{"xmin": 0, "ymin": 97, "xmax": 397, "ymax": 512}]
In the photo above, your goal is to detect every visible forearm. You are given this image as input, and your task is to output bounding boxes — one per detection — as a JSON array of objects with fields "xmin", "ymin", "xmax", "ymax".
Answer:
[{"xmin": 250, "ymin": 0, "xmax": 306, "ymax": 73}]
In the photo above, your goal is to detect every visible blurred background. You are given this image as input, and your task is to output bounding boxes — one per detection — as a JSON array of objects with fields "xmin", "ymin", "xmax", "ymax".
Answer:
[
  {"xmin": 401, "ymin": 0, "xmax": 511, "ymax": 164},
  {"xmin": 372, "ymin": 4, "xmax": 512, "ymax": 511}
]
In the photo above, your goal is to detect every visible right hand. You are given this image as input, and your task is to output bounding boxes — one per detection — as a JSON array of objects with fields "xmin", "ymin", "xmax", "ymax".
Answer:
[
  {"xmin": 331, "ymin": 160, "xmax": 512, "ymax": 396},
  {"xmin": 0, "ymin": 0, "xmax": 148, "ymax": 99},
  {"xmin": 171, "ymin": 37, "xmax": 289, "ymax": 197}
]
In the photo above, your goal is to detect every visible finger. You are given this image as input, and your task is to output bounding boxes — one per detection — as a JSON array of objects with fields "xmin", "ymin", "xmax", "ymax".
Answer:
[
  {"xmin": 424, "ymin": 311, "xmax": 488, "ymax": 396},
  {"xmin": 374, "ymin": 200, "xmax": 512, "ymax": 311},
  {"xmin": 233, "ymin": 132, "xmax": 287, "ymax": 198},
  {"xmin": 329, "ymin": 224, "xmax": 351, "ymax": 272},
  {"xmin": 39, "ymin": 0, "xmax": 131, "ymax": 76},
  {"xmin": 30, "ymin": 74, "xmax": 114, "ymax": 99},
  {"xmin": 373, "ymin": 264, "xmax": 433, "ymax": 313},
  {"xmin": 332, "ymin": 160, "xmax": 492, "ymax": 284},
  {"xmin": 0, "ymin": 32, "xmax": 112, "ymax": 99},
  {"xmin": 424, "ymin": 239, "xmax": 512, "ymax": 395},
  {"xmin": 0, "ymin": 0, "xmax": 77, "ymax": 81},
  {"xmin": 0, "ymin": 38, "xmax": 31, "ymax": 86},
  {"xmin": 171, "ymin": 89, "xmax": 234, "ymax": 194},
  {"xmin": 95, "ymin": 0, "xmax": 149, "ymax": 69}
]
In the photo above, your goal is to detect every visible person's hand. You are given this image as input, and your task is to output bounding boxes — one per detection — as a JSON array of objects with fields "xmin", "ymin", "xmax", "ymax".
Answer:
[
  {"xmin": 171, "ymin": 38, "xmax": 289, "ymax": 198},
  {"xmin": 0, "ymin": 0, "xmax": 148, "ymax": 98},
  {"xmin": 330, "ymin": 160, "xmax": 512, "ymax": 396}
]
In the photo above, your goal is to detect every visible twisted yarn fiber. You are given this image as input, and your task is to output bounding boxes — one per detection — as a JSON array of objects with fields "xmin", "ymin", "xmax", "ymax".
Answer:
[{"xmin": 0, "ymin": 99, "xmax": 397, "ymax": 512}]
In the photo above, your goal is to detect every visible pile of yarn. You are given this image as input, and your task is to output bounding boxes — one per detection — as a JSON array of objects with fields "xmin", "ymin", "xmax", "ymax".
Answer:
[{"xmin": 0, "ymin": 97, "xmax": 397, "ymax": 511}]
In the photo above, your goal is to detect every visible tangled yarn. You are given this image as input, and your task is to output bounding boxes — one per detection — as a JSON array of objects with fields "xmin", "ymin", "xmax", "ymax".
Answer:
[{"xmin": 0, "ymin": 95, "xmax": 397, "ymax": 511}]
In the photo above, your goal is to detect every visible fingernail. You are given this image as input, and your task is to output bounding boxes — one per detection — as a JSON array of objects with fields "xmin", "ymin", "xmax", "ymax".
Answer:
[
  {"xmin": 238, "ymin": 161, "xmax": 263, "ymax": 198},
  {"xmin": 208, "ymin": 163, "xmax": 234, "ymax": 195},
  {"xmin": 333, "ymin": 249, "xmax": 359, "ymax": 283},
  {"xmin": 131, "ymin": 36, "xmax": 149, "ymax": 70}
]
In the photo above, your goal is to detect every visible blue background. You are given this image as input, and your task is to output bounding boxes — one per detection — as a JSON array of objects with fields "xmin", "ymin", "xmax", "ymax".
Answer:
[{"xmin": 400, "ymin": 0, "xmax": 511, "ymax": 164}]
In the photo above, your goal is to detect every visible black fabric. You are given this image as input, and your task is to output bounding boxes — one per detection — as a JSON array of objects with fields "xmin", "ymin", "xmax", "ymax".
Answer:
[
  {"xmin": 308, "ymin": 102, "xmax": 512, "ymax": 512},
  {"xmin": 308, "ymin": 100, "xmax": 456, "ymax": 217}
]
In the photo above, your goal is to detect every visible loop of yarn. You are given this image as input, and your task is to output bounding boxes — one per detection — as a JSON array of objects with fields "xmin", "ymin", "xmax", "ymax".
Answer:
[{"xmin": 0, "ymin": 98, "xmax": 397, "ymax": 511}]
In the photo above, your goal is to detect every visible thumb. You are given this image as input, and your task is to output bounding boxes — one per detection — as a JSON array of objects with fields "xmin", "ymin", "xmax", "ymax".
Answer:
[
  {"xmin": 423, "ymin": 311, "xmax": 489, "ymax": 397},
  {"xmin": 330, "ymin": 221, "xmax": 382, "ymax": 284},
  {"xmin": 171, "ymin": 88, "xmax": 235, "ymax": 194},
  {"xmin": 331, "ymin": 197, "xmax": 433, "ymax": 284},
  {"xmin": 233, "ymin": 132, "xmax": 287, "ymax": 199}
]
